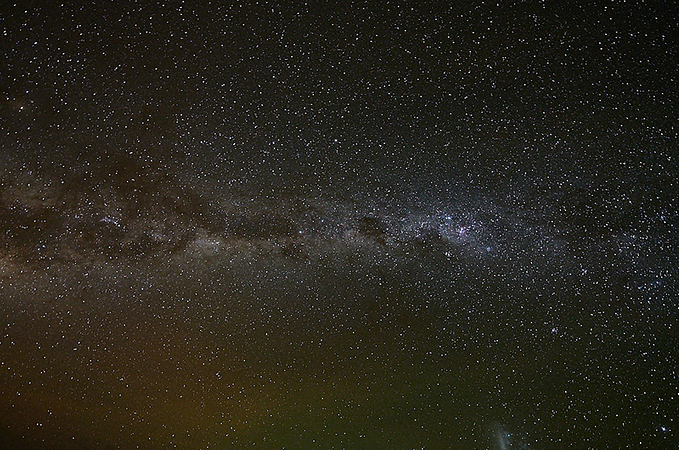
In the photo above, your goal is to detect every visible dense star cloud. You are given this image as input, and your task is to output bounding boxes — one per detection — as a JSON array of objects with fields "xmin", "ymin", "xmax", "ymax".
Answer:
[{"xmin": 1, "ymin": 1, "xmax": 678, "ymax": 448}]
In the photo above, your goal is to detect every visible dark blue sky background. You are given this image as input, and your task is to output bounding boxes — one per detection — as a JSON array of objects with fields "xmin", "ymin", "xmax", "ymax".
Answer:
[{"xmin": 1, "ymin": 1, "xmax": 677, "ymax": 448}]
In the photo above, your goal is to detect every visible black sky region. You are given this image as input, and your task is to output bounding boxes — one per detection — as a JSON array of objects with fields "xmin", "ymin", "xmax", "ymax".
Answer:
[{"xmin": 1, "ymin": 1, "xmax": 678, "ymax": 448}]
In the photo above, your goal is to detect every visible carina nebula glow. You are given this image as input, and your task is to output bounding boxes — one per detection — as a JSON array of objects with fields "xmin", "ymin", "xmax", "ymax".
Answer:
[{"xmin": 1, "ymin": 1, "xmax": 677, "ymax": 448}]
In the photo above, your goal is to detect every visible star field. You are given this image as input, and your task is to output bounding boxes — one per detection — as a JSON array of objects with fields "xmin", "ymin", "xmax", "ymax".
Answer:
[{"xmin": 1, "ymin": 1, "xmax": 678, "ymax": 448}]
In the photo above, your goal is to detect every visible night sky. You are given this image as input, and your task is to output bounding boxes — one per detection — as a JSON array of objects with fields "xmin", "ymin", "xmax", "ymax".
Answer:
[{"xmin": 1, "ymin": 1, "xmax": 678, "ymax": 448}]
